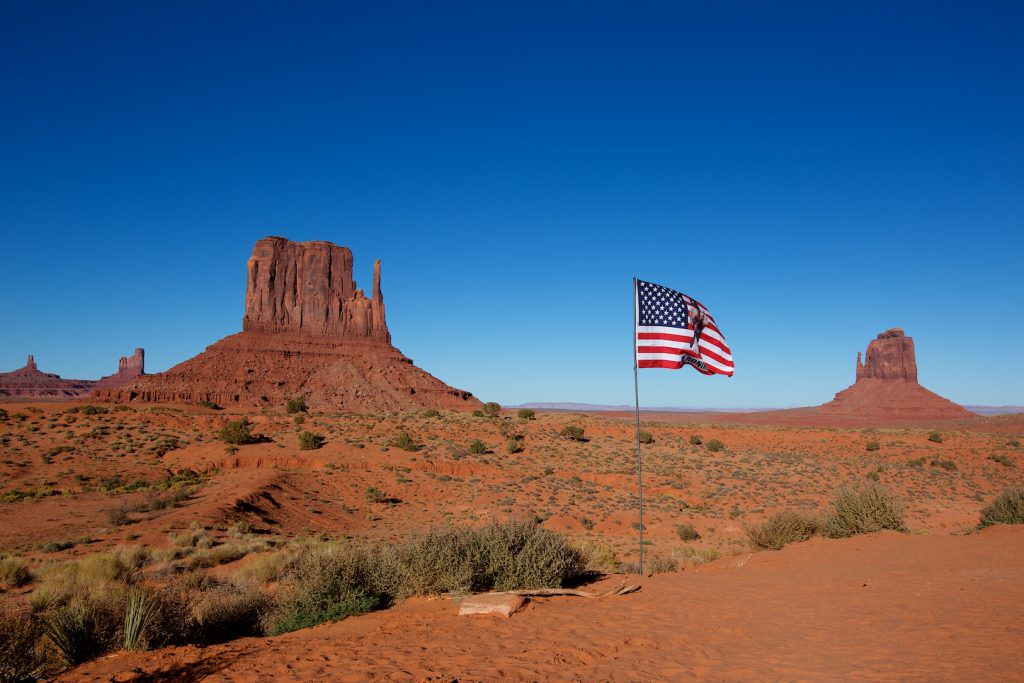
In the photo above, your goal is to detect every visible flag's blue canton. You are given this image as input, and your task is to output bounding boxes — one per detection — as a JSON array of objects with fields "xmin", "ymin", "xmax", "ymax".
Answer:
[{"xmin": 637, "ymin": 279, "xmax": 689, "ymax": 330}]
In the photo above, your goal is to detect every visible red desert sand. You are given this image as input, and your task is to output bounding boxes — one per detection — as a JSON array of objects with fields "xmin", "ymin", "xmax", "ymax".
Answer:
[{"xmin": 65, "ymin": 526, "xmax": 1024, "ymax": 682}]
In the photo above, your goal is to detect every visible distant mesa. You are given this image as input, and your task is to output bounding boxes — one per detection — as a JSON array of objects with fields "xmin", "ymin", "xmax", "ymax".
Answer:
[
  {"xmin": 817, "ymin": 328, "xmax": 970, "ymax": 421},
  {"xmin": 0, "ymin": 349, "xmax": 144, "ymax": 401},
  {"xmin": 95, "ymin": 236, "xmax": 481, "ymax": 412}
]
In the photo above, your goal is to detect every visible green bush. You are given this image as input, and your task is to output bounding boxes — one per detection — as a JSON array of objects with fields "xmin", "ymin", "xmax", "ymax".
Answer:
[
  {"xmin": 482, "ymin": 402, "xmax": 501, "ymax": 418},
  {"xmin": 391, "ymin": 430, "xmax": 418, "ymax": 451},
  {"xmin": 0, "ymin": 608, "xmax": 43, "ymax": 683},
  {"xmin": 930, "ymin": 457, "xmax": 957, "ymax": 471},
  {"xmin": 746, "ymin": 510, "xmax": 822, "ymax": 550},
  {"xmin": 928, "ymin": 430, "xmax": 943, "ymax": 443},
  {"xmin": 979, "ymin": 488, "xmax": 1024, "ymax": 528},
  {"xmin": 0, "ymin": 408, "xmax": 7, "ymax": 421},
  {"xmin": 675, "ymin": 523, "xmax": 700, "ymax": 541},
  {"xmin": 197, "ymin": 399, "xmax": 221, "ymax": 410},
  {"xmin": 865, "ymin": 441, "xmax": 880, "ymax": 451},
  {"xmin": 219, "ymin": 418, "xmax": 258, "ymax": 445},
  {"xmin": 468, "ymin": 440, "xmax": 487, "ymax": 455},
  {"xmin": 293, "ymin": 415, "xmax": 305, "ymax": 425},
  {"xmin": 81, "ymin": 405, "xmax": 108, "ymax": 415},
  {"xmin": 0, "ymin": 556, "xmax": 33, "ymax": 588},
  {"xmin": 559, "ymin": 425, "xmax": 586, "ymax": 441},
  {"xmin": 506, "ymin": 439, "xmax": 523, "ymax": 454},
  {"xmin": 286, "ymin": 396, "xmax": 307, "ymax": 414},
  {"xmin": 422, "ymin": 409, "xmax": 440, "ymax": 418},
  {"xmin": 365, "ymin": 487, "xmax": 387, "ymax": 503},
  {"xmin": 706, "ymin": 439, "xmax": 725, "ymax": 452},
  {"xmin": 689, "ymin": 434, "xmax": 703, "ymax": 446},
  {"xmin": 472, "ymin": 410, "xmax": 484, "ymax": 417},
  {"xmin": 298, "ymin": 431, "xmax": 325, "ymax": 450},
  {"xmin": 517, "ymin": 408, "xmax": 535, "ymax": 420},
  {"xmin": 1008, "ymin": 440, "xmax": 1021, "ymax": 448},
  {"xmin": 638, "ymin": 430, "xmax": 654, "ymax": 444},
  {"xmin": 825, "ymin": 482, "xmax": 905, "ymax": 538},
  {"xmin": 45, "ymin": 604, "xmax": 107, "ymax": 665}
]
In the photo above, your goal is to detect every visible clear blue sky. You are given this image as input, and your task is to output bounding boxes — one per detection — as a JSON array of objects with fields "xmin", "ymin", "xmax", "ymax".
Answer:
[{"xmin": 2, "ymin": 2, "xmax": 1022, "ymax": 408}]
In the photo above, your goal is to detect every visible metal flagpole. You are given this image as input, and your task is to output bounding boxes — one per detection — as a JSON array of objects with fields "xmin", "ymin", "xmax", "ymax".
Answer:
[{"xmin": 632, "ymin": 277, "xmax": 644, "ymax": 574}]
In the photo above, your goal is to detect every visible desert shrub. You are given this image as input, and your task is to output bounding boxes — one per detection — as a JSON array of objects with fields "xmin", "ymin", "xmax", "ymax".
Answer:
[
  {"xmin": 559, "ymin": 425, "xmax": 586, "ymax": 441},
  {"xmin": 675, "ymin": 546, "xmax": 721, "ymax": 566},
  {"xmin": 0, "ymin": 556, "xmax": 33, "ymax": 588},
  {"xmin": 81, "ymin": 405, "xmax": 108, "ymax": 415},
  {"xmin": 572, "ymin": 540, "xmax": 619, "ymax": 574},
  {"xmin": 930, "ymin": 457, "xmax": 957, "ymax": 471},
  {"xmin": 293, "ymin": 414, "xmax": 305, "ymax": 425},
  {"xmin": 482, "ymin": 402, "xmax": 501, "ymax": 418},
  {"xmin": 506, "ymin": 439, "xmax": 523, "ymax": 454},
  {"xmin": 365, "ymin": 487, "xmax": 387, "ymax": 503},
  {"xmin": 472, "ymin": 410, "xmax": 484, "ymax": 417},
  {"xmin": 928, "ymin": 430, "xmax": 943, "ymax": 443},
  {"xmin": 979, "ymin": 488, "xmax": 1024, "ymax": 528},
  {"xmin": 517, "ymin": 408, "xmax": 535, "ymax": 420},
  {"xmin": 1008, "ymin": 439, "xmax": 1021, "ymax": 448},
  {"xmin": 422, "ymin": 409, "xmax": 440, "ymax": 418},
  {"xmin": 638, "ymin": 430, "xmax": 654, "ymax": 444},
  {"xmin": 706, "ymin": 439, "xmax": 725, "ymax": 452},
  {"xmin": 191, "ymin": 586, "xmax": 269, "ymax": 644},
  {"xmin": 0, "ymin": 408, "xmax": 7, "ymax": 421},
  {"xmin": 219, "ymin": 418, "xmax": 258, "ymax": 445},
  {"xmin": 197, "ymin": 399, "xmax": 221, "ymax": 410},
  {"xmin": 286, "ymin": 396, "xmax": 307, "ymax": 414},
  {"xmin": 989, "ymin": 453, "xmax": 1014, "ymax": 467},
  {"xmin": 468, "ymin": 440, "xmax": 487, "ymax": 455},
  {"xmin": 0, "ymin": 608, "xmax": 43, "ymax": 682},
  {"xmin": 44, "ymin": 602, "xmax": 111, "ymax": 665},
  {"xmin": 391, "ymin": 430, "xmax": 418, "ymax": 451},
  {"xmin": 107, "ymin": 506, "xmax": 130, "ymax": 526},
  {"xmin": 267, "ymin": 545, "xmax": 387, "ymax": 636},
  {"xmin": 640, "ymin": 554, "xmax": 679, "ymax": 574},
  {"xmin": 267, "ymin": 522, "xmax": 585, "ymax": 634},
  {"xmin": 825, "ymin": 482, "xmax": 905, "ymax": 538},
  {"xmin": 123, "ymin": 587, "xmax": 156, "ymax": 651},
  {"xmin": 233, "ymin": 550, "xmax": 293, "ymax": 584},
  {"xmin": 865, "ymin": 440, "xmax": 880, "ymax": 451},
  {"xmin": 675, "ymin": 522, "xmax": 701, "ymax": 541},
  {"xmin": 298, "ymin": 431, "xmax": 325, "ymax": 450},
  {"xmin": 689, "ymin": 434, "xmax": 703, "ymax": 446},
  {"xmin": 746, "ymin": 510, "xmax": 822, "ymax": 550}
]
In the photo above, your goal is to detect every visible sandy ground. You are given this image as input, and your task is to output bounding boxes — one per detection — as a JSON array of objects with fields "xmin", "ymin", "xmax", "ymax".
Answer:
[
  {"xmin": 2, "ymin": 401, "xmax": 1022, "ymax": 680},
  {"xmin": 65, "ymin": 525, "xmax": 1024, "ymax": 682}
]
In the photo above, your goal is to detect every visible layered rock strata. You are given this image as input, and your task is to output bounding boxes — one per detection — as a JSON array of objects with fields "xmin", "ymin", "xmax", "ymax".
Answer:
[{"xmin": 96, "ymin": 237, "xmax": 479, "ymax": 412}]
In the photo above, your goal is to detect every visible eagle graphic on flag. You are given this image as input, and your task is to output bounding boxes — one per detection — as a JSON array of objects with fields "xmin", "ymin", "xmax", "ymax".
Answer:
[{"xmin": 634, "ymin": 279, "xmax": 734, "ymax": 376}]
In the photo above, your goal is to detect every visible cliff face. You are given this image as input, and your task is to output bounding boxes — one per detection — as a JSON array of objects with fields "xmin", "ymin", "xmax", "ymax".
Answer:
[
  {"xmin": 96, "ymin": 237, "xmax": 479, "ymax": 412},
  {"xmin": 820, "ymin": 328, "xmax": 969, "ymax": 421},
  {"xmin": 242, "ymin": 237, "xmax": 389, "ymax": 341},
  {"xmin": 855, "ymin": 328, "xmax": 917, "ymax": 382}
]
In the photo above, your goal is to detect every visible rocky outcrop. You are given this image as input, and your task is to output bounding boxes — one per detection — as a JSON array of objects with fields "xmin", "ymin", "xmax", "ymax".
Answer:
[
  {"xmin": 855, "ymin": 328, "xmax": 917, "ymax": 382},
  {"xmin": 0, "ymin": 350, "xmax": 144, "ymax": 401},
  {"xmin": 92, "ymin": 348, "xmax": 145, "ymax": 389},
  {"xmin": 97, "ymin": 237, "xmax": 480, "ymax": 412},
  {"xmin": 820, "ymin": 328, "xmax": 969, "ymax": 421},
  {"xmin": 242, "ymin": 237, "xmax": 389, "ymax": 341}
]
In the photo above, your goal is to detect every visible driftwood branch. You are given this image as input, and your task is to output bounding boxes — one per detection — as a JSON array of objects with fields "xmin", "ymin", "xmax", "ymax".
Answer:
[{"xmin": 501, "ymin": 581, "xmax": 640, "ymax": 598}]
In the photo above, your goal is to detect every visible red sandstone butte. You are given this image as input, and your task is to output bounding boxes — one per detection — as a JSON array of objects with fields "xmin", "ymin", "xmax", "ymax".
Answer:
[
  {"xmin": 95, "ymin": 236, "xmax": 481, "ymax": 412},
  {"xmin": 0, "ymin": 349, "xmax": 145, "ymax": 401},
  {"xmin": 819, "ymin": 328, "xmax": 970, "ymax": 421}
]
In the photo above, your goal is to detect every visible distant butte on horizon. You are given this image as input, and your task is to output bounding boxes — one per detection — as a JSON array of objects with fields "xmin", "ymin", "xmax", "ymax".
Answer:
[
  {"xmin": 0, "ymin": 350, "xmax": 144, "ymax": 402},
  {"xmin": 95, "ymin": 236, "xmax": 481, "ymax": 412}
]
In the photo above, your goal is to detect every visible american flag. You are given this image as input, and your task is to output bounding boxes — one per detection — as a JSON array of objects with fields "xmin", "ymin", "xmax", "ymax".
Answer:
[{"xmin": 635, "ymin": 279, "xmax": 734, "ymax": 376}]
